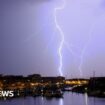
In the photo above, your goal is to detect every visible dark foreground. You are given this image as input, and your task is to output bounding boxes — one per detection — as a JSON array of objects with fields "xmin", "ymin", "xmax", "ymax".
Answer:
[{"xmin": 0, "ymin": 74, "xmax": 105, "ymax": 99}]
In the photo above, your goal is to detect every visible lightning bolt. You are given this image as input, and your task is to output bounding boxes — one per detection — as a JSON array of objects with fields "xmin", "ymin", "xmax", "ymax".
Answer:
[
  {"xmin": 54, "ymin": 0, "xmax": 66, "ymax": 76},
  {"xmin": 53, "ymin": 1, "xmax": 99, "ymax": 77},
  {"xmin": 79, "ymin": 21, "xmax": 97, "ymax": 77}
]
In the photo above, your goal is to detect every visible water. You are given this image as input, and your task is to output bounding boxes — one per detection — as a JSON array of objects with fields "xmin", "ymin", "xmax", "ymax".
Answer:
[{"xmin": 0, "ymin": 92, "xmax": 105, "ymax": 105}]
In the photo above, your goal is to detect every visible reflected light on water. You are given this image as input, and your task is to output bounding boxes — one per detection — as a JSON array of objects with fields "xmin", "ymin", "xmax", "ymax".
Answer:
[
  {"xmin": 41, "ymin": 97, "xmax": 44, "ymax": 105},
  {"xmin": 22, "ymin": 98, "xmax": 26, "ymax": 105},
  {"xmin": 84, "ymin": 93, "xmax": 88, "ymax": 105},
  {"xmin": 59, "ymin": 98, "xmax": 64, "ymax": 105}
]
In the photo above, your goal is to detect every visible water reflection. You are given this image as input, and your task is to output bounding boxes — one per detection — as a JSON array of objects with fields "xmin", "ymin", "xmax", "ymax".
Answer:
[
  {"xmin": 22, "ymin": 99, "xmax": 25, "ymax": 105},
  {"xmin": 0, "ymin": 93, "xmax": 105, "ymax": 105},
  {"xmin": 33, "ymin": 97, "xmax": 42, "ymax": 105},
  {"xmin": 59, "ymin": 98, "xmax": 63, "ymax": 105},
  {"xmin": 84, "ymin": 93, "xmax": 88, "ymax": 105},
  {"xmin": 41, "ymin": 97, "xmax": 44, "ymax": 105}
]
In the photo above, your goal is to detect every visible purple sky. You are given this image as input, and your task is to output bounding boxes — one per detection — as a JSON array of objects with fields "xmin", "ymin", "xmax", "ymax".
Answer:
[{"xmin": 0, "ymin": 0, "xmax": 105, "ymax": 78}]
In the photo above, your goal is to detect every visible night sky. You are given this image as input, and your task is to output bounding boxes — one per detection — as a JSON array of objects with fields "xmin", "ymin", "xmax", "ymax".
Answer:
[{"xmin": 0, "ymin": 0, "xmax": 105, "ymax": 78}]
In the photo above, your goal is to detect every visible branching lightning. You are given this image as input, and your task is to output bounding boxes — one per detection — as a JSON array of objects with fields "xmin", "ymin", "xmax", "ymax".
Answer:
[
  {"xmin": 54, "ymin": 0, "xmax": 66, "ymax": 76},
  {"xmin": 78, "ymin": 21, "xmax": 96, "ymax": 77},
  {"xmin": 53, "ymin": 1, "xmax": 97, "ymax": 77}
]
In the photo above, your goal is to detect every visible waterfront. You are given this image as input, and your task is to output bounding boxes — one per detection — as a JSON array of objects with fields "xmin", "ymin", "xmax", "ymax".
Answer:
[{"xmin": 0, "ymin": 92, "xmax": 105, "ymax": 105}]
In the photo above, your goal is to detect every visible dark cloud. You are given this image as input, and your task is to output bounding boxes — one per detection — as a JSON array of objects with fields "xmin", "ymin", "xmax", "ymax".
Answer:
[
  {"xmin": 0, "ymin": 0, "xmax": 51, "ymax": 4},
  {"xmin": 26, "ymin": 0, "xmax": 52, "ymax": 3},
  {"xmin": 99, "ymin": 0, "xmax": 105, "ymax": 9}
]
